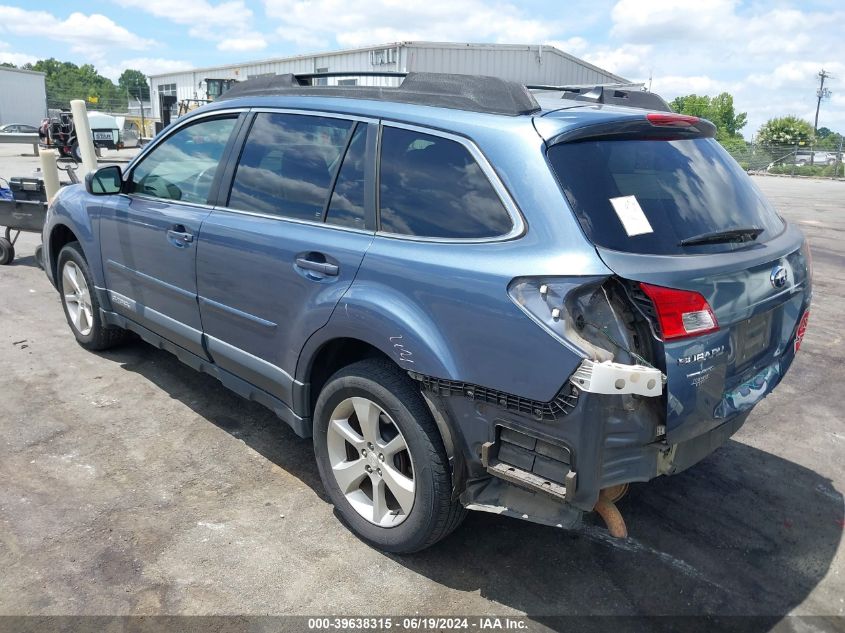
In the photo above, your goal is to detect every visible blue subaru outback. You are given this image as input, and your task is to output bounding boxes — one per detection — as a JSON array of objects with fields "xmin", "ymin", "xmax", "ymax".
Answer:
[{"xmin": 42, "ymin": 73, "xmax": 812, "ymax": 552}]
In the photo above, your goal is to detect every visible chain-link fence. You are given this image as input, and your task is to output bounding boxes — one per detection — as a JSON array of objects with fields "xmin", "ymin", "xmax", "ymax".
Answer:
[
  {"xmin": 724, "ymin": 141, "xmax": 845, "ymax": 178},
  {"xmin": 45, "ymin": 97, "xmax": 158, "ymax": 140}
]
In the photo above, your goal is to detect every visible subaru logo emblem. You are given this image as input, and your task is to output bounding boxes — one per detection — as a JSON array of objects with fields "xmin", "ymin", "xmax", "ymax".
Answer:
[{"xmin": 770, "ymin": 265, "xmax": 788, "ymax": 289}]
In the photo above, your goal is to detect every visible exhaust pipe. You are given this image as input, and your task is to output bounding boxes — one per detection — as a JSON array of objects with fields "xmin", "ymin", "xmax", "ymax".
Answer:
[{"xmin": 593, "ymin": 484, "xmax": 629, "ymax": 538}]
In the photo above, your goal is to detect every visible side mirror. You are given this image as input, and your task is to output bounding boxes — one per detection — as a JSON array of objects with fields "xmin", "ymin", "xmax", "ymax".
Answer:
[{"xmin": 85, "ymin": 165, "xmax": 123, "ymax": 195}]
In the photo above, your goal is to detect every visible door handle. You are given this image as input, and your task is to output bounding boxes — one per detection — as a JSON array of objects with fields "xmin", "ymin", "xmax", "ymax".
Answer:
[
  {"xmin": 166, "ymin": 225, "xmax": 194, "ymax": 246},
  {"xmin": 295, "ymin": 256, "xmax": 339, "ymax": 276}
]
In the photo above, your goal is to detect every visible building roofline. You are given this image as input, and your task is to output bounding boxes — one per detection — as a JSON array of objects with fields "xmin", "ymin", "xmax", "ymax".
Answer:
[
  {"xmin": 148, "ymin": 41, "xmax": 628, "ymax": 83},
  {"xmin": 148, "ymin": 42, "xmax": 408, "ymax": 79},
  {"xmin": 0, "ymin": 66, "xmax": 46, "ymax": 77}
]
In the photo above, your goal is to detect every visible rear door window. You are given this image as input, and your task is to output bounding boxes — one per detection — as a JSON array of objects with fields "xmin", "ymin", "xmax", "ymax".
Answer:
[
  {"xmin": 547, "ymin": 138, "xmax": 784, "ymax": 254},
  {"xmin": 378, "ymin": 127, "xmax": 513, "ymax": 239},
  {"xmin": 228, "ymin": 113, "xmax": 353, "ymax": 222},
  {"xmin": 325, "ymin": 123, "xmax": 367, "ymax": 230}
]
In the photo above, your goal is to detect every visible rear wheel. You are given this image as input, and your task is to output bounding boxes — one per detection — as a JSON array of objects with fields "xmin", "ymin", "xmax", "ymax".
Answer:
[
  {"xmin": 71, "ymin": 141, "xmax": 82, "ymax": 163},
  {"xmin": 313, "ymin": 359, "xmax": 465, "ymax": 553},
  {"xmin": 57, "ymin": 242, "xmax": 128, "ymax": 350},
  {"xmin": 0, "ymin": 237, "xmax": 14, "ymax": 265}
]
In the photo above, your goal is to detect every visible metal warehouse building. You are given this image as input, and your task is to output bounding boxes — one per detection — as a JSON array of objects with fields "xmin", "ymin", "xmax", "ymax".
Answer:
[
  {"xmin": 148, "ymin": 41, "xmax": 628, "ymax": 119},
  {"xmin": 0, "ymin": 67, "xmax": 47, "ymax": 126}
]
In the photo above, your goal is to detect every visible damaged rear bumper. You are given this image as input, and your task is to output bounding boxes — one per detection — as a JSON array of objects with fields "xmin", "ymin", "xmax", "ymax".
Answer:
[{"xmin": 418, "ymin": 374, "xmax": 751, "ymax": 531}]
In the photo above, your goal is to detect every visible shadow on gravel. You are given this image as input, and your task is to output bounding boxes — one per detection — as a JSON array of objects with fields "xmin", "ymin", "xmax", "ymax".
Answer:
[
  {"xmin": 6, "ymin": 252, "xmax": 40, "ymax": 269},
  {"xmin": 107, "ymin": 340, "xmax": 843, "ymax": 633}
]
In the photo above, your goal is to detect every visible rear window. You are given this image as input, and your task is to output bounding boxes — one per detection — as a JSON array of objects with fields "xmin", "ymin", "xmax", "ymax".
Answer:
[{"xmin": 547, "ymin": 138, "xmax": 784, "ymax": 255}]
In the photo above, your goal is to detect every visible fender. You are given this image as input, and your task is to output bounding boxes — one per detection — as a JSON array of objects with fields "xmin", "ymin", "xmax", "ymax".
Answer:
[
  {"xmin": 297, "ymin": 281, "xmax": 459, "ymax": 384},
  {"xmin": 43, "ymin": 185, "xmax": 112, "ymax": 293}
]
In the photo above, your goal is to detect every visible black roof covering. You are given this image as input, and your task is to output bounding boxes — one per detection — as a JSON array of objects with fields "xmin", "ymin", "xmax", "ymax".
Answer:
[
  {"xmin": 529, "ymin": 84, "xmax": 672, "ymax": 112},
  {"xmin": 216, "ymin": 72, "xmax": 541, "ymax": 116}
]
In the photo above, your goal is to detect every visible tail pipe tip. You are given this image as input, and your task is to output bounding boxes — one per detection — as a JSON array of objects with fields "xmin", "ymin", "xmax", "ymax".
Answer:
[{"xmin": 593, "ymin": 484, "xmax": 629, "ymax": 538}]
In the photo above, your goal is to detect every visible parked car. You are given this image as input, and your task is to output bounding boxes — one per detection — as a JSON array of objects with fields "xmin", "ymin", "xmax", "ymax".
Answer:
[
  {"xmin": 0, "ymin": 123, "xmax": 39, "ymax": 133},
  {"xmin": 794, "ymin": 150, "xmax": 836, "ymax": 166},
  {"xmin": 41, "ymin": 73, "xmax": 812, "ymax": 553}
]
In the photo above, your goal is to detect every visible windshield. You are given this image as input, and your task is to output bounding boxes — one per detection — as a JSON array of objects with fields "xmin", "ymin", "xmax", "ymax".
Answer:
[{"xmin": 547, "ymin": 137, "xmax": 784, "ymax": 255}]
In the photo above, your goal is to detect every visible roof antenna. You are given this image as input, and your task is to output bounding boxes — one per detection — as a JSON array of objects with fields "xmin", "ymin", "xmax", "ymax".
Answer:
[{"xmin": 647, "ymin": 69, "xmax": 653, "ymax": 93}]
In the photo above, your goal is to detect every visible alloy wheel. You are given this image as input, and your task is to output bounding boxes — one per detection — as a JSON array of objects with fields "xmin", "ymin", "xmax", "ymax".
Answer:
[
  {"xmin": 62, "ymin": 260, "xmax": 93, "ymax": 336},
  {"xmin": 326, "ymin": 396, "xmax": 416, "ymax": 527}
]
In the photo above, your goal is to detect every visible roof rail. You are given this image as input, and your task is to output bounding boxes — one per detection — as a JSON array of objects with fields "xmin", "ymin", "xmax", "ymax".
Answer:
[
  {"xmin": 217, "ymin": 71, "xmax": 541, "ymax": 116},
  {"xmin": 528, "ymin": 83, "xmax": 672, "ymax": 112}
]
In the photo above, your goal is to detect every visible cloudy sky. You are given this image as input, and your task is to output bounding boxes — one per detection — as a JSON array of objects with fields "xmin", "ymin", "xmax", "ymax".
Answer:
[{"xmin": 0, "ymin": 0, "xmax": 841, "ymax": 138}]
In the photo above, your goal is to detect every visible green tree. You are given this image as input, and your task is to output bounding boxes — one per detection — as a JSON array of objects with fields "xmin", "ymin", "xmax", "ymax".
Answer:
[
  {"xmin": 670, "ymin": 92, "xmax": 748, "ymax": 141},
  {"xmin": 118, "ymin": 69, "xmax": 150, "ymax": 101},
  {"xmin": 814, "ymin": 127, "xmax": 843, "ymax": 150},
  {"xmin": 31, "ymin": 58, "xmax": 127, "ymax": 111},
  {"xmin": 707, "ymin": 93, "xmax": 747, "ymax": 137},
  {"xmin": 0, "ymin": 62, "xmax": 16, "ymax": 68},
  {"xmin": 756, "ymin": 116, "xmax": 815, "ymax": 146}
]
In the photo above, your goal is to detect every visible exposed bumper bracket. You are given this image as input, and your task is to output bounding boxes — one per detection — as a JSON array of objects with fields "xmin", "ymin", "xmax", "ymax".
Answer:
[
  {"xmin": 570, "ymin": 359, "xmax": 664, "ymax": 397},
  {"xmin": 481, "ymin": 441, "xmax": 577, "ymax": 502}
]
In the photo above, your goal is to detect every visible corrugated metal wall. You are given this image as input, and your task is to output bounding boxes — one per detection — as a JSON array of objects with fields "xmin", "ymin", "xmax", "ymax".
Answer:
[
  {"xmin": 149, "ymin": 43, "xmax": 627, "ymax": 119},
  {"xmin": 0, "ymin": 69, "xmax": 47, "ymax": 126},
  {"xmin": 404, "ymin": 43, "xmax": 625, "ymax": 86}
]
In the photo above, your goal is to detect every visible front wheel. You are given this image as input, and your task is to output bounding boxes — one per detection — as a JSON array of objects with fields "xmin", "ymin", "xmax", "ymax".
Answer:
[
  {"xmin": 313, "ymin": 359, "xmax": 466, "ymax": 553},
  {"xmin": 57, "ymin": 242, "xmax": 128, "ymax": 350}
]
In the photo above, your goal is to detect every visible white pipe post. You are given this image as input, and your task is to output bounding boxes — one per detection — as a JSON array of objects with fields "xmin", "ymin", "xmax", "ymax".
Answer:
[
  {"xmin": 38, "ymin": 148, "xmax": 61, "ymax": 203},
  {"xmin": 69, "ymin": 99, "xmax": 98, "ymax": 176}
]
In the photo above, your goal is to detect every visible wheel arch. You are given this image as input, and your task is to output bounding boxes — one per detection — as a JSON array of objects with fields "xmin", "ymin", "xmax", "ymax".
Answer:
[
  {"xmin": 48, "ymin": 223, "xmax": 82, "ymax": 286},
  {"xmin": 298, "ymin": 334, "xmax": 462, "ymax": 493}
]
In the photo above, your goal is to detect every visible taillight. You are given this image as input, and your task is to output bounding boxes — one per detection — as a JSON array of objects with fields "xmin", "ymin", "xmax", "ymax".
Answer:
[
  {"xmin": 794, "ymin": 310, "xmax": 810, "ymax": 352},
  {"xmin": 646, "ymin": 113, "xmax": 700, "ymax": 127},
  {"xmin": 639, "ymin": 282, "xmax": 718, "ymax": 340}
]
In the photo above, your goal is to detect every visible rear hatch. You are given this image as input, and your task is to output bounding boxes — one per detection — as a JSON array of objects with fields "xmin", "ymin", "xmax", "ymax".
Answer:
[{"xmin": 544, "ymin": 112, "xmax": 812, "ymax": 443}]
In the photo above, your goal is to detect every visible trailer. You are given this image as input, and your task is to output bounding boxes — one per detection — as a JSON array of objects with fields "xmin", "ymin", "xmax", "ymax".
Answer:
[{"xmin": 0, "ymin": 166, "xmax": 77, "ymax": 265}]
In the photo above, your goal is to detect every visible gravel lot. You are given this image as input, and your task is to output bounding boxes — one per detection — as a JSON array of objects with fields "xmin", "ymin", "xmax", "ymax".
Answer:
[{"xmin": 1, "ymin": 144, "xmax": 843, "ymax": 630}]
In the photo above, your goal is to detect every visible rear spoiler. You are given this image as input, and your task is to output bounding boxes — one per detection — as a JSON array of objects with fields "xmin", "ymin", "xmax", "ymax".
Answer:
[{"xmin": 543, "ymin": 113, "xmax": 717, "ymax": 145}]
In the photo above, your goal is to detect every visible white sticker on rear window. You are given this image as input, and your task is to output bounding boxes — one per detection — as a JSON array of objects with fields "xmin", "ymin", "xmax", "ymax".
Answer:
[{"xmin": 609, "ymin": 195, "xmax": 653, "ymax": 237}]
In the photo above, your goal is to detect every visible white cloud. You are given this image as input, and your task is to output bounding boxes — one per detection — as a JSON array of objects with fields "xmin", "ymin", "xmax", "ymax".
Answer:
[
  {"xmin": 0, "ymin": 6, "xmax": 154, "ymax": 58},
  {"xmin": 651, "ymin": 75, "xmax": 734, "ymax": 96},
  {"xmin": 275, "ymin": 27, "xmax": 329, "ymax": 50},
  {"xmin": 610, "ymin": 0, "xmax": 737, "ymax": 42},
  {"xmin": 115, "ymin": 0, "xmax": 255, "ymax": 41},
  {"xmin": 545, "ymin": 37, "xmax": 589, "ymax": 56},
  {"xmin": 217, "ymin": 36, "xmax": 268, "ymax": 52},
  {"xmin": 264, "ymin": 0, "xmax": 560, "ymax": 49},
  {"xmin": 582, "ymin": 44, "xmax": 651, "ymax": 78},
  {"xmin": 0, "ymin": 40, "xmax": 36, "ymax": 67},
  {"xmin": 99, "ymin": 58, "xmax": 195, "ymax": 82},
  {"xmin": 747, "ymin": 61, "xmax": 845, "ymax": 91}
]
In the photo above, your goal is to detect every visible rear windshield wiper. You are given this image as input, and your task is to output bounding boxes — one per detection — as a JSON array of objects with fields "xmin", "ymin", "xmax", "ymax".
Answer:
[{"xmin": 679, "ymin": 227, "xmax": 764, "ymax": 247}]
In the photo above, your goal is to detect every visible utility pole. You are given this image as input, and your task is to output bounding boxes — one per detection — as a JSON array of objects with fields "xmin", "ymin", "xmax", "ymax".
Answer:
[
  {"xmin": 811, "ymin": 69, "xmax": 832, "ymax": 166},
  {"xmin": 814, "ymin": 69, "xmax": 832, "ymax": 136}
]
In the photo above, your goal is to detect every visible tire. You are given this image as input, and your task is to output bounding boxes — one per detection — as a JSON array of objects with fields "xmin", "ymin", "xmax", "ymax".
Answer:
[
  {"xmin": 71, "ymin": 141, "xmax": 82, "ymax": 163},
  {"xmin": 0, "ymin": 237, "xmax": 14, "ymax": 265},
  {"xmin": 313, "ymin": 358, "xmax": 466, "ymax": 553},
  {"xmin": 57, "ymin": 242, "xmax": 128, "ymax": 350}
]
